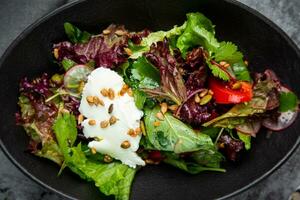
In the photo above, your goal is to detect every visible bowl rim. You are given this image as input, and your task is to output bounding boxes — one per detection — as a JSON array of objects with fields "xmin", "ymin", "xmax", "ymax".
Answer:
[{"xmin": 0, "ymin": 0, "xmax": 299, "ymax": 199}]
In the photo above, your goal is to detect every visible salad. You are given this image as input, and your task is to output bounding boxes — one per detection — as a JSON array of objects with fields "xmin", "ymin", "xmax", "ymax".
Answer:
[{"xmin": 16, "ymin": 12, "xmax": 299, "ymax": 200}]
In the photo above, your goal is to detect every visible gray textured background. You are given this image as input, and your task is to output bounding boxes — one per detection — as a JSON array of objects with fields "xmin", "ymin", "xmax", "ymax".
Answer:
[{"xmin": 0, "ymin": 0, "xmax": 299, "ymax": 199}]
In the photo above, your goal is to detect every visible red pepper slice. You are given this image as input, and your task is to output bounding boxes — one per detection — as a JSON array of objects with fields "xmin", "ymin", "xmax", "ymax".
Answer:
[{"xmin": 209, "ymin": 78, "xmax": 253, "ymax": 104}]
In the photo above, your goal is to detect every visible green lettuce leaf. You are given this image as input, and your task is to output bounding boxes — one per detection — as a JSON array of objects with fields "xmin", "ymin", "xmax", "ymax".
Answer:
[
  {"xmin": 131, "ymin": 56, "xmax": 160, "ymax": 88},
  {"xmin": 53, "ymin": 113, "xmax": 136, "ymax": 200},
  {"xmin": 144, "ymin": 106, "xmax": 215, "ymax": 153},
  {"xmin": 130, "ymin": 23, "xmax": 186, "ymax": 59},
  {"xmin": 163, "ymin": 152, "xmax": 225, "ymax": 174},
  {"xmin": 237, "ymin": 132, "xmax": 251, "ymax": 150},
  {"xmin": 176, "ymin": 12, "xmax": 219, "ymax": 56},
  {"xmin": 19, "ymin": 95, "xmax": 64, "ymax": 165}
]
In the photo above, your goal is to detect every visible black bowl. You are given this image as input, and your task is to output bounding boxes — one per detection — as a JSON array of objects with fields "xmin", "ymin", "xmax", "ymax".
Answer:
[{"xmin": 0, "ymin": 0, "xmax": 300, "ymax": 199}]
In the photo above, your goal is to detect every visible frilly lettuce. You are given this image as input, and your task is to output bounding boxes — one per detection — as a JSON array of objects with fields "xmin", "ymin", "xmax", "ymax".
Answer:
[{"xmin": 53, "ymin": 113, "xmax": 136, "ymax": 200}]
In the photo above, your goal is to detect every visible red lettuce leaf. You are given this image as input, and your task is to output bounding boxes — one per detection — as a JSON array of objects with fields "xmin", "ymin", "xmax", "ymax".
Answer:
[
  {"xmin": 54, "ymin": 24, "xmax": 129, "ymax": 68},
  {"xmin": 144, "ymin": 38, "xmax": 187, "ymax": 105}
]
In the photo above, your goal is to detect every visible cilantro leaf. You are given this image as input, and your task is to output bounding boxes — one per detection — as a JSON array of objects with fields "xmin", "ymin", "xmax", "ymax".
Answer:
[
  {"xmin": 214, "ymin": 42, "xmax": 243, "ymax": 64},
  {"xmin": 207, "ymin": 62, "xmax": 230, "ymax": 81},
  {"xmin": 279, "ymin": 91, "xmax": 298, "ymax": 112}
]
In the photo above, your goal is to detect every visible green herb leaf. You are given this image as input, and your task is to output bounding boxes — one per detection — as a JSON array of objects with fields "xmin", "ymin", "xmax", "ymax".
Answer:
[
  {"xmin": 279, "ymin": 91, "xmax": 298, "ymax": 112},
  {"xmin": 144, "ymin": 106, "xmax": 215, "ymax": 153},
  {"xmin": 64, "ymin": 22, "xmax": 91, "ymax": 44},
  {"xmin": 207, "ymin": 61, "xmax": 231, "ymax": 81},
  {"xmin": 237, "ymin": 132, "xmax": 251, "ymax": 150},
  {"xmin": 214, "ymin": 42, "xmax": 243, "ymax": 64}
]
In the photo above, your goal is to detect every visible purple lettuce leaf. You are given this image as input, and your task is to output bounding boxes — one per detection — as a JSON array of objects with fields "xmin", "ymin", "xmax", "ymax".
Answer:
[
  {"xmin": 143, "ymin": 38, "xmax": 187, "ymax": 105},
  {"xmin": 218, "ymin": 134, "xmax": 245, "ymax": 162},
  {"xmin": 54, "ymin": 24, "xmax": 129, "ymax": 68}
]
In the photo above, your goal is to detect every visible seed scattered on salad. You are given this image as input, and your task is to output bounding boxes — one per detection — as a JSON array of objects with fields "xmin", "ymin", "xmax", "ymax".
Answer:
[
  {"xmin": 103, "ymin": 155, "xmax": 113, "ymax": 163},
  {"xmin": 135, "ymin": 127, "xmax": 141, "ymax": 135},
  {"xmin": 244, "ymin": 60, "xmax": 249, "ymax": 66},
  {"xmin": 108, "ymin": 104, "xmax": 114, "ymax": 114},
  {"xmin": 156, "ymin": 112, "xmax": 164, "ymax": 120},
  {"xmin": 86, "ymin": 96, "xmax": 94, "ymax": 105},
  {"xmin": 115, "ymin": 30, "xmax": 126, "ymax": 36},
  {"xmin": 232, "ymin": 82, "xmax": 242, "ymax": 90},
  {"xmin": 194, "ymin": 94, "xmax": 201, "ymax": 103},
  {"xmin": 102, "ymin": 29, "xmax": 111, "ymax": 35},
  {"xmin": 91, "ymin": 147, "xmax": 97, "ymax": 154},
  {"xmin": 100, "ymin": 88, "xmax": 109, "ymax": 97},
  {"xmin": 153, "ymin": 121, "xmax": 161, "ymax": 127},
  {"xmin": 168, "ymin": 104, "xmax": 179, "ymax": 111},
  {"xmin": 88, "ymin": 119, "xmax": 96, "ymax": 126},
  {"xmin": 108, "ymin": 88, "xmax": 115, "ymax": 100},
  {"xmin": 109, "ymin": 116, "xmax": 117, "ymax": 125},
  {"xmin": 224, "ymin": 63, "xmax": 230, "ymax": 68},
  {"xmin": 53, "ymin": 48, "xmax": 59, "ymax": 59},
  {"xmin": 199, "ymin": 89, "xmax": 208, "ymax": 98},
  {"xmin": 200, "ymin": 94, "xmax": 212, "ymax": 105},
  {"xmin": 219, "ymin": 61, "xmax": 227, "ymax": 66},
  {"xmin": 124, "ymin": 47, "xmax": 132, "ymax": 56},
  {"xmin": 77, "ymin": 114, "xmax": 84, "ymax": 124},
  {"xmin": 160, "ymin": 102, "xmax": 168, "ymax": 114},
  {"xmin": 100, "ymin": 120, "xmax": 109, "ymax": 128},
  {"xmin": 93, "ymin": 96, "xmax": 104, "ymax": 106},
  {"xmin": 127, "ymin": 88, "xmax": 133, "ymax": 97},
  {"xmin": 121, "ymin": 141, "xmax": 131, "ymax": 149},
  {"xmin": 127, "ymin": 129, "xmax": 136, "ymax": 137}
]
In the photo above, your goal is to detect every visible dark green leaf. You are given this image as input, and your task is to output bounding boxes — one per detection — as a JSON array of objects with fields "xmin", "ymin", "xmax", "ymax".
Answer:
[
  {"xmin": 64, "ymin": 22, "xmax": 91, "ymax": 44},
  {"xmin": 133, "ymin": 90, "xmax": 147, "ymax": 109},
  {"xmin": 163, "ymin": 152, "xmax": 225, "ymax": 174},
  {"xmin": 144, "ymin": 106, "xmax": 215, "ymax": 153},
  {"xmin": 131, "ymin": 56, "xmax": 160, "ymax": 87},
  {"xmin": 279, "ymin": 91, "xmax": 298, "ymax": 112},
  {"xmin": 232, "ymin": 61, "xmax": 251, "ymax": 82},
  {"xmin": 200, "ymin": 127, "xmax": 221, "ymax": 141}
]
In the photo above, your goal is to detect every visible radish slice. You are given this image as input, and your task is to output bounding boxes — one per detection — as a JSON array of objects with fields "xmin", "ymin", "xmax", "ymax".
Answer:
[
  {"xmin": 262, "ymin": 110, "xmax": 298, "ymax": 131},
  {"xmin": 236, "ymin": 121, "xmax": 261, "ymax": 137},
  {"xmin": 64, "ymin": 64, "xmax": 92, "ymax": 93},
  {"xmin": 263, "ymin": 85, "xmax": 298, "ymax": 131}
]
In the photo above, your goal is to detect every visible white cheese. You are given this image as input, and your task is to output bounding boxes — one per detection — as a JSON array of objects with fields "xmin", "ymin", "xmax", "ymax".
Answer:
[{"xmin": 79, "ymin": 67, "xmax": 145, "ymax": 168}]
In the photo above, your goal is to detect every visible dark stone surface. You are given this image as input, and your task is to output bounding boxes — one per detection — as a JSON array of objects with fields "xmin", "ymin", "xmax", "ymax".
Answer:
[{"xmin": 0, "ymin": 0, "xmax": 299, "ymax": 199}]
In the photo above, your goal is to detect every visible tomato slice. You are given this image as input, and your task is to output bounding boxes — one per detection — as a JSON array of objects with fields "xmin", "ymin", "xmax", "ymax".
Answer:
[{"xmin": 209, "ymin": 78, "xmax": 253, "ymax": 104}]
